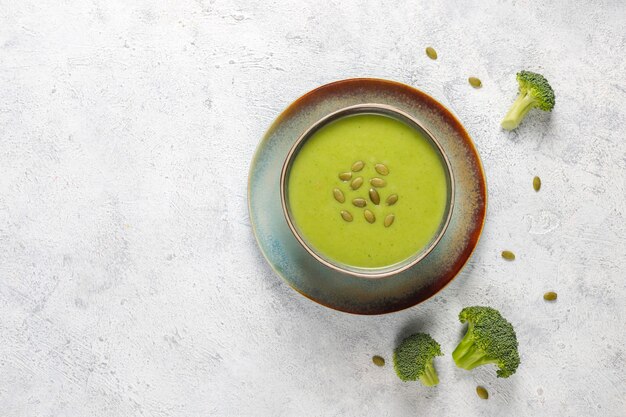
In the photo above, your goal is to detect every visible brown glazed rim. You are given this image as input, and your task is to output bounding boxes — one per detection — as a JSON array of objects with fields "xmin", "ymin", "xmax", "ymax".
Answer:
[
  {"xmin": 247, "ymin": 78, "xmax": 487, "ymax": 314},
  {"xmin": 279, "ymin": 103, "xmax": 456, "ymax": 278}
]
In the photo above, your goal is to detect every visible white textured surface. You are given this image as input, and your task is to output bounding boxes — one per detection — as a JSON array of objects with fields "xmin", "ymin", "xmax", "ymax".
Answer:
[{"xmin": 1, "ymin": 0, "xmax": 625, "ymax": 416}]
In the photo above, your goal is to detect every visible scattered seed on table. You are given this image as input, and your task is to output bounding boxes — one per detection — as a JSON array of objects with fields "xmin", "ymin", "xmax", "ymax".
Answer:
[
  {"xmin": 533, "ymin": 176, "xmax": 541, "ymax": 191},
  {"xmin": 476, "ymin": 386, "xmax": 489, "ymax": 400},
  {"xmin": 543, "ymin": 291, "xmax": 558, "ymax": 301},
  {"xmin": 501, "ymin": 250, "xmax": 515, "ymax": 261},
  {"xmin": 372, "ymin": 355, "xmax": 385, "ymax": 367},
  {"xmin": 425, "ymin": 46, "xmax": 437, "ymax": 60},
  {"xmin": 468, "ymin": 77, "xmax": 482, "ymax": 88}
]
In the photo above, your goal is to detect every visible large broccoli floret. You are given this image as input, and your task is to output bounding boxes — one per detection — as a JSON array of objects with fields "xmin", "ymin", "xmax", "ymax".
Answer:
[
  {"xmin": 393, "ymin": 333, "xmax": 443, "ymax": 387},
  {"xmin": 501, "ymin": 70, "xmax": 555, "ymax": 130},
  {"xmin": 452, "ymin": 306, "xmax": 520, "ymax": 378}
]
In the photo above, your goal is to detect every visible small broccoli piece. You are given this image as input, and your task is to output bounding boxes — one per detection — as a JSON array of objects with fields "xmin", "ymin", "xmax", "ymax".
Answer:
[
  {"xmin": 393, "ymin": 333, "xmax": 443, "ymax": 387},
  {"xmin": 452, "ymin": 306, "xmax": 520, "ymax": 378},
  {"xmin": 501, "ymin": 70, "xmax": 555, "ymax": 130}
]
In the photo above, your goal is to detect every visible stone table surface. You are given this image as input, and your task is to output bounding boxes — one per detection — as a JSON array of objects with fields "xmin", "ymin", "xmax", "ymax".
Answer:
[{"xmin": 1, "ymin": 1, "xmax": 625, "ymax": 416}]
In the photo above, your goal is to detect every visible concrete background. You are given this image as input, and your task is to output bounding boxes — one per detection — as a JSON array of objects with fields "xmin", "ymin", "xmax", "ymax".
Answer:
[{"xmin": 1, "ymin": 0, "xmax": 625, "ymax": 416}]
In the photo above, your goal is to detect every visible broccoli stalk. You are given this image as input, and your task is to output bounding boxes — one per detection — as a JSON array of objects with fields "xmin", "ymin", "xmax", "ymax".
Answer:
[
  {"xmin": 501, "ymin": 71, "xmax": 555, "ymax": 130},
  {"xmin": 501, "ymin": 93, "xmax": 538, "ymax": 129},
  {"xmin": 418, "ymin": 358, "xmax": 440, "ymax": 387},
  {"xmin": 393, "ymin": 333, "xmax": 443, "ymax": 387},
  {"xmin": 452, "ymin": 306, "xmax": 520, "ymax": 378},
  {"xmin": 453, "ymin": 322, "xmax": 502, "ymax": 370}
]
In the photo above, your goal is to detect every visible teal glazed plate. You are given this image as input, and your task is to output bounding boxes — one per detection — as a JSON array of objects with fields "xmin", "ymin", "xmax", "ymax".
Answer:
[{"xmin": 248, "ymin": 78, "xmax": 487, "ymax": 315}]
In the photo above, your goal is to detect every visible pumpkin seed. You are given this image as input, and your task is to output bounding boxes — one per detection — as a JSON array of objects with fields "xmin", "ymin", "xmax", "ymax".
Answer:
[
  {"xmin": 375, "ymin": 163, "xmax": 389, "ymax": 176},
  {"xmin": 384, "ymin": 214, "xmax": 395, "ymax": 227},
  {"xmin": 386, "ymin": 194, "xmax": 398, "ymax": 206},
  {"xmin": 339, "ymin": 172, "xmax": 352, "ymax": 181},
  {"xmin": 370, "ymin": 177, "xmax": 386, "ymax": 188},
  {"xmin": 468, "ymin": 77, "xmax": 482, "ymax": 88},
  {"xmin": 543, "ymin": 291, "xmax": 557, "ymax": 301},
  {"xmin": 476, "ymin": 386, "xmax": 489, "ymax": 400},
  {"xmin": 350, "ymin": 177, "xmax": 364, "ymax": 190},
  {"xmin": 333, "ymin": 188, "xmax": 345, "ymax": 203},
  {"xmin": 351, "ymin": 160, "xmax": 365, "ymax": 172},
  {"xmin": 352, "ymin": 198, "xmax": 367, "ymax": 208},
  {"xmin": 425, "ymin": 46, "xmax": 437, "ymax": 60},
  {"xmin": 364, "ymin": 209, "xmax": 375, "ymax": 224},
  {"xmin": 369, "ymin": 188, "xmax": 380, "ymax": 205},
  {"xmin": 501, "ymin": 250, "xmax": 515, "ymax": 261},
  {"xmin": 340, "ymin": 210, "xmax": 353, "ymax": 222},
  {"xmin": 533, "ymin": 176, "xmax": 541, "ymax": 191},
  {"xmin": 372, "ymin": 355, "xmax": 385, "ymax": 367}
]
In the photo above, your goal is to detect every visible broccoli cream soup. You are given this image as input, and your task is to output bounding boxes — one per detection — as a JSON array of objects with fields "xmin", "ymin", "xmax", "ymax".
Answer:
[{"xmin": 287, "ymin": 113, "xmax": 449, "ymax": 269}]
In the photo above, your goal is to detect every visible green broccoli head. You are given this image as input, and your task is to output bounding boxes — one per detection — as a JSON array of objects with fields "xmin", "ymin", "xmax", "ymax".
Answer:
[
  {"xmin": 501, "ymin": 70, "xmax": 555, "ymax": 130},
  {"xmin": 393, "ymin": 333, "xmax": 443, "ymax": 387},
  {"xmin": 452, "ymin": 306, "xmax": 520, "ymax": 378}
]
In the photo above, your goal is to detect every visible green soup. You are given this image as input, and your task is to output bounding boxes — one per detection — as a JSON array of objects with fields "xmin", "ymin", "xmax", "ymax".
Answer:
[{"xmin": 287, "ymin": 113, "xmax": 449, "ymax": 269}]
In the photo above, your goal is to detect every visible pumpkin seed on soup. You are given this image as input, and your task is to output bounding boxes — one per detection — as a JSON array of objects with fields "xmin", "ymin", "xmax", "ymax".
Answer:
[
  {"xmin": 340, "ymin": 210, "xmax": 353, "ymax": 222},
  {"xmin": 375, "ymin": 163, "xmax": 389, "ymax": 176},
  {"xmin": 476, "ymin": 386, "xmax": 489, "ymax": 400},
  {"xmin": 533, "ymin": 176, "xmax": 541, "ymax": 191},
  {"xmin": 425, "ymin": 46, "xmax": 437, "ymax": 60},
  {"xmin": 351, "ymin": 160, "xmax": 365, "ymax": 172},
  {"xmin": 468, "ymin": 77, "xmax": 482, "ymax": 88},
  {"xmin": 384, "ymin": 214, "xmax": 395, "ymax": 227},
  {"xmin": 351, "ymin": 177, "xmax": 364, "ymax": 190},
  {"xmin": 501, "ymin": 250, "xmax": 515, "ymax": 261},
  {"xmin": 352, "ymin": 198, "xmax": 367, "ymax": 208},
  {"xmin": 370, "ymin": 177, "xmax": 386, "ymax": 188},
  {"xmin": 386, "ymin": 194, "xmax": 398, "ymax": 206},
  {"xmin": 333, "ymin": 188, "xmax": 345, "ymax": 203},
  {"xmin": 339, "ymin": 172, "xmax": 352, "ymax": 181},
  {"xmin": 369, "ymin": 188, "xmax": 380, "ymax": 205},
  {"xmin": 364, "ymin": 209, "xmax": 375, "ymax": 224}
]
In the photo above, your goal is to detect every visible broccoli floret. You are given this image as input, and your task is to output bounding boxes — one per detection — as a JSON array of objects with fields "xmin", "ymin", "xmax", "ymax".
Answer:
[
  {"xmin": 452, "ymin": 306, "xmax": 520, "ymax": 378},
  {"xmin": 501, "ymin": 70, "xmax": 555, "ymax": 130},
  {"xmin": 393, "ymin": 333, "xmax": 443, "ymax": 387}
]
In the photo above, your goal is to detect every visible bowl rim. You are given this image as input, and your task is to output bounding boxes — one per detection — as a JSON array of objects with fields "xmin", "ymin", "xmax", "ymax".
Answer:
[{"xmin": 279, "ymin": 103, "xmax": 456, "ymax": 279}]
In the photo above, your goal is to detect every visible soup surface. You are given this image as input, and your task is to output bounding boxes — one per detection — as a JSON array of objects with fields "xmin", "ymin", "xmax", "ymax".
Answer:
[{"xmin": 287, "ymin": 113, "xmax": 449, "ymax": 269}]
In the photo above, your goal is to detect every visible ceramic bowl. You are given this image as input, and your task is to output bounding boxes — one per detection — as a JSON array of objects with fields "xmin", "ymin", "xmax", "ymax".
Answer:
[
  {"xmin": 279, "ymin": 103, "xmax": 455, "ymax": 278},
  {"xmin": 248, "ymin": 78, "xmax": 487, "ymax": 314}
]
